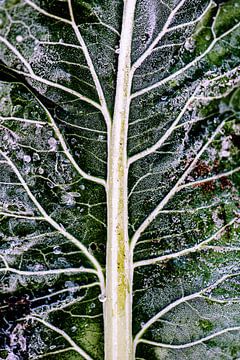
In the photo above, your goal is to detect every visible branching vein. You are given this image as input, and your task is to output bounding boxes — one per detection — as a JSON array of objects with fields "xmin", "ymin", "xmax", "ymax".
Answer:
[
  {"xmin": 131, "ymin": 22, "xmax": 240, "ymax": 98},
  {"xmin": 130, "ymin": 119, "xmax": 227, "ymax": 251},
  {"xmin": 0, "ymin": 151, "xmax": 105, "ymax": 294}
]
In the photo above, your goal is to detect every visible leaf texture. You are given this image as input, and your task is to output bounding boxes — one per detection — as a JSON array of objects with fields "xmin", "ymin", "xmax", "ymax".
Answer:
[{"xmin": 0, "ymin": 0, "xmax": 240, "ymax": 359}]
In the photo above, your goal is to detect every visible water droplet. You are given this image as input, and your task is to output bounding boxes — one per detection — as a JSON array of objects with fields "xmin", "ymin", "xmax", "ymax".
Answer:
[
  {"xmin": 71, "ymin": 138, "xmax": 77, "ymax": 145},
  {"xmin": 221, "ymin": 150, "xmax": 230, "ymax": 158},
  {"xmin": 61, "ymin": 192, "xmax": 76, "ymax": 206},
  {"xmin": 98, "ymin": 294, "xmax": 106, "ymax": 303},
  {"xmin": 34, "ymin": 263, "xmax": 44, "ymax": 271},
  {"xmin": 16, "ymin": 35, "xmax": 23, "ymax": 43},
  {"xmin": 38, "ymin": 167, "xmax": 44, "ymax": 174},
  {"xmin": 184, "ymin": 38, "xmax": 195, "ymax": 52},
  {"xmin": 90, "ymin": 302, "xmax": 96, "ymax": 309},
  {"xmin": 33, "ymin": 153, "xmax": 40, "ymax": 161},
  {"xmin": 71, "ymin": 326, "xmax": 77, "ymax": 332},
  {"xmin": 53, "ymin": 246, "xmax": 62, "ymax": 254},
  {"xmin": 23, "ymin": 155, "xmax": 31, "ymax": 163},
  {"xmin": 36, "ymin": 123, "xmax": 43, "ymax": 129},
  {"xmin": 115, "ymin": 48, "xmax": 120, "ymax": 54},
  {"xmin": 65, "ymin": 281, "xmax": 75, "ymax": 288},
  {"xmin": 48, "ymin": 137, "xmax": 57, "ymax": 151},
  {"xmin": 79, "ymin": 184, "xmax": 85, "ymax": 190}
]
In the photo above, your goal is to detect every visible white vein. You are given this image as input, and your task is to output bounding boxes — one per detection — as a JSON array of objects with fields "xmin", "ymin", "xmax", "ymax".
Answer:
[
  {"xmin": 131, "ymin": 1, "xmax": 213, "ymax": 73},
  {"xmin": 34, "ymin": 93, "xmax": 106, "ymax": 187},
  {"xmin": 0, "ymin": 266, "xmax": 97, "ymax": 277},
  {"xmin": 0, "ymin": 211, "xmax": 44, "ymax": 220},
  {"xmin": 27, "ymin": 315, "xmax": 93, "ymax": 360},
  {"xmin": 131, "ymin": 0, "xmax": 187, "ymax": 73},
  {"xmin": 128, "ymin": 87, "xmax": 199, "ymax": 165},
  {"xmin": 31, "ymin": 282, "xmax": 100, "ymax": 304},
  {"xmin": 131, "ymin": 21, "xmax": 240, "ymax": 98},
  {"xmin": 25, "ymin": 0, "xmax": 72, "ymax": 25},
  {"xmin": 0, "ymin": 151, "xmax": 105, "ymax": 294},
  {"xmin": 130, "ymin": 119, "xmax": 226, "ymax": 252},
  {"xmin": 178, "ymin": 166, "xmax": 240, "ymax": 191},
  {"xmin": 24, "ymin": 0, "xmax": 111, "ymax": 130},
  {"xmin": 67, "ymin": 0, "xmax": 112, "ymax": 130},
  {"xmin": 35, "ymin": 348, "xmax": 74, "ymax": 359},
  {"xmin": 0, "ymin": 36, "xmax": 101, "ymax": 110},
  {"xmin": 133, "ymin": 218, "xmax": 237, "ymax": 268},
  {"xmin": 134, "ymin": 272, "xmax": 240, "ymax": 347},
  {"xmin": 139, "ymin": 327, "xmax": 240, "ymax": 349},
  {"xmin": 0, "ymin": 116, "xmax": 46, "ymax": 125}
]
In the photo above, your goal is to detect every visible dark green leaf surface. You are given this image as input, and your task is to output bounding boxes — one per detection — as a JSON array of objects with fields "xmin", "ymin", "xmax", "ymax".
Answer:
[{"xmin": 0, "ymin": 0, "xmax": 240, "ymax": 359}]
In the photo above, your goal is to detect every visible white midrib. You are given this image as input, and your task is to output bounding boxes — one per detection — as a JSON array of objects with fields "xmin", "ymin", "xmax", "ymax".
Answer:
[{"xmin": 105, "ymin": 1, "xmax": 136, "ymax": 359}]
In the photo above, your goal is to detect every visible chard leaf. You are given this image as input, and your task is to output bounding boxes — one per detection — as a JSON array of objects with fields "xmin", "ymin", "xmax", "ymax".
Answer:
[{"xmin": 0, "ymin": 0, "xmax": 240, "ymax": 359}]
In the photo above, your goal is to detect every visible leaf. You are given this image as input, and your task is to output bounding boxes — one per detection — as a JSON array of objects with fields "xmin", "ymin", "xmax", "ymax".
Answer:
[{"xmin": 0, "ymin": 0, "xmax": 240, "ymax": 359}]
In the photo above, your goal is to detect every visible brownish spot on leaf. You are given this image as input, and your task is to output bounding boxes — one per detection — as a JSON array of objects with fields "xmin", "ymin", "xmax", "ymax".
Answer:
[
  {"xmin": 193, "ymin": 161, "xmax": 211, "ymax": 177},
  {"xmin": 193, "ymin": 181, "xmax": 215, "ymax": 192},
  {"xmin": 220, "ymin": 176, "xmax": 232, "ymax": 190}
]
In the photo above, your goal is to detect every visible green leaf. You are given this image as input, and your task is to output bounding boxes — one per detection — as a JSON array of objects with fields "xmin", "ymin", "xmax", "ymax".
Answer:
[{"xmin": 0, "ymin": 0, "xmax": 240, "ymax": 359}]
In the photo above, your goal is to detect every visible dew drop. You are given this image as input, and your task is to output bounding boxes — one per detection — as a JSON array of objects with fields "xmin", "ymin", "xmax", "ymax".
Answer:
[
  {"xmin": 184, "ymin": 38, "xmax": 195, "ymax": 52},
  {"xmin": 34, "ymin": 263, "xmax": 44, "ymax": 271},
  {"xmin": 61, "ymin": 192, "xmax": 76, "ymax": 206},
  {"xmin": 23, "ymin": 155, "xmax": 31, "ymax": 163},
  {"xmin": 48, "ymin": 137, "xmax": 57, "ymax": 151},
  {"xmin": 71, "ymin": 138, "xmax": 77, "ymax": 145},
  {"xmin": 16, "ymin": 35, "xmax": 23, "ymax": 43},
  {"xmin": 33, "ymin": 153, "xmax": 40, "ymax": 161},
  {"xmin": 47, "ymin": 181, "xmax": 54, "ymax": 188},
  {"xmin": 53, "ymin": 246, "xmax": 62, "ymax": 254},
  {"xmin": 98, "ymin": 294, "xmax": 106, "ymax": 303},
  {"xmin": 115, "ymin": 48, "xmax": 120, "ymax": 54},
  {"xmin": 65, "ymin": 281, "xmax": 75, "ymax": 288},
  {"xmin": 71, "ymin": 326, "xmax": 77, "ymax": 332},
  {"xmin": 79, "ymin": 184, "xmax": 85, "ymax": 190}
]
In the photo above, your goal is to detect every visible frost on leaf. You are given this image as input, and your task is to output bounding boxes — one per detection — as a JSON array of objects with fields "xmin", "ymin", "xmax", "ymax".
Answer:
[{"xmin": 0, "ymin": 0, "xmax": 240, "ymax": 359}]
